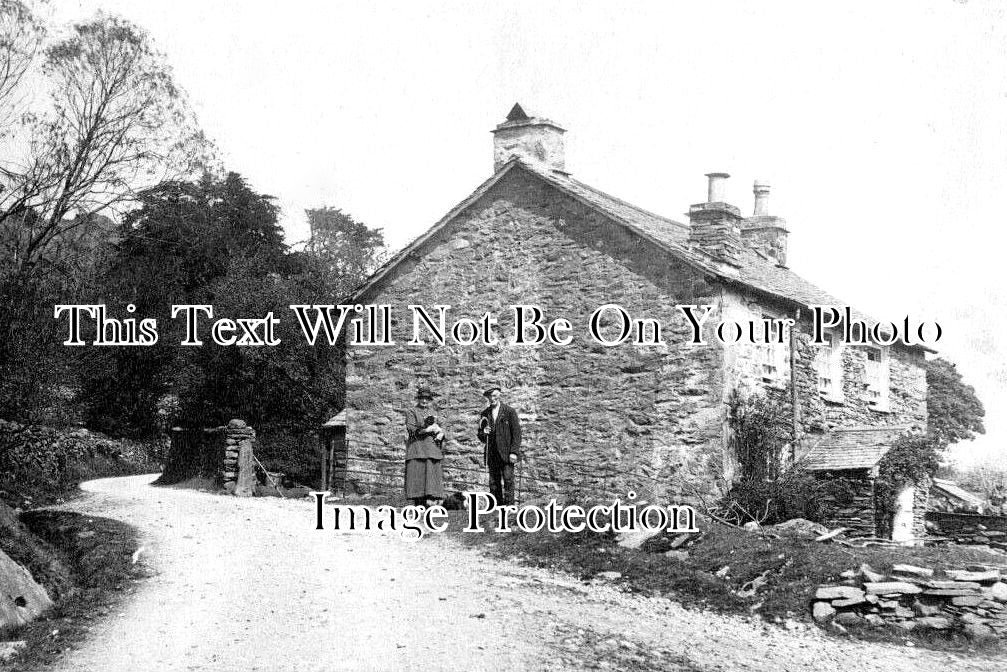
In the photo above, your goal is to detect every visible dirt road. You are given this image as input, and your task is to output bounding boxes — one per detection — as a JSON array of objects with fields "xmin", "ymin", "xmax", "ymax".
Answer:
[{"xmin": 42, "ymin": 475, "xmax": 1003, "ymax": 671}]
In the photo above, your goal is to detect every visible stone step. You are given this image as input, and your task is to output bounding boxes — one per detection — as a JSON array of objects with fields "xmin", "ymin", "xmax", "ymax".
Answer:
[{"xmin": 864, "ymin": 582, "xmax": 922, "ymax": 595}]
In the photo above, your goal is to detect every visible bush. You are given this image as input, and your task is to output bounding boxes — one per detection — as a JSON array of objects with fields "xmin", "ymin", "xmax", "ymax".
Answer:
[
  {"xmin": 0, "ymin": 422, "xmax": 163, "ymax": 508},
  {"xmin": 874, "ymin": 434, "xmax": 939, "ymax": 539},
  {"xmin": 721, "ymin": 471, "xmax": 825, "ymax": 525},
  {"xmin": 718, "ymin": 389, "xmax": 818, "ymax": 525},
  {"xmin": 254, "ymin": 426, "xmax": 320, "ymax": 487}
]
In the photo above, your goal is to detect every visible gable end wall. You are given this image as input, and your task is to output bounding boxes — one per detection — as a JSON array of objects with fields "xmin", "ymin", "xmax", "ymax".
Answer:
[{"xmin": 344, "ymin": 170, "xmax": 729, "ymax": 503}]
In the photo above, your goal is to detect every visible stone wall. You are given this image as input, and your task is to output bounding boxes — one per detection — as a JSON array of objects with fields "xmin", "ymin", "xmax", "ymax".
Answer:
[
  {"xmin": 812, "ymin": 564, "xmax": 1007, "ymax": 641},
  {"xmin": 813, "ymin": 473, "xmax": 877, "ymax": 537},
  {"xmin": 345, "ymin": 169, "xmax": 726, "ymax": 503},
  {"xmin": 723, "ymin": 293, "xmax": 927, "ymax": 445},
  {"xmin": 912, "ymin": 478, "xmax": 930, "ymax": 539}
]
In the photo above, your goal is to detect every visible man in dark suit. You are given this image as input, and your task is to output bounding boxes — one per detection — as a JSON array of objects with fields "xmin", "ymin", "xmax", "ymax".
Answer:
[{"xmin": 477, "ymin": 386, "xmax": 521, "ymax": 505}]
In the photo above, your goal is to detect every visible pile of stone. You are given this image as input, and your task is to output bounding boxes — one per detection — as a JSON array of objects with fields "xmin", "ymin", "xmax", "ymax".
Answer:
[
  {"xmin": 811, "ymin": 563, "xmax": 1007, "ymax": 639},
  {"xmin": 222, "ymin": 419, "xmax": 256, "ymax": 497}
]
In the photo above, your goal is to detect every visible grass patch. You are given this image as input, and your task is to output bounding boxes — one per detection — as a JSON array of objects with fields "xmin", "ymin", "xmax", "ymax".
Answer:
[
  {"xmin": 0, "ymin": 511, "xmax": 146, "ymax": 671},
  {"xmin": 445, "ymin": 510, "xmax": 1007, "ymax": 654}
]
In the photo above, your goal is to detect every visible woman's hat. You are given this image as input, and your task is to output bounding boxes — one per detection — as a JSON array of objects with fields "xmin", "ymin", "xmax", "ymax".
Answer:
[{"xmin": 416, "ymin": 386, "xmax": 438, "ymax": 400}]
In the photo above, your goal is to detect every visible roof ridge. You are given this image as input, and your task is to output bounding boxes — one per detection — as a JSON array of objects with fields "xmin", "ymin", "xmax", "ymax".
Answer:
[
  {"xmin": 564, "ymin": 175, "xmax": 689, "ymax": 230},
  {"xmin": 348, "ymin": 162, "xmax": 522, "ymax": 300},
  {"xmin": 829, "ymin": 424, "xmax": 913, "ymax": 433},
  {"xmin": 347, "ymin": 159, "xmax": 934, "ymax": 354}
]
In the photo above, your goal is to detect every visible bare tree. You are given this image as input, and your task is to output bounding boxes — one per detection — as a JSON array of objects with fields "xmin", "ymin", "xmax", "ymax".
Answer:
[
  {"xmin": 0, "ymin": 0, "xmax": 43, "ymax": 127},
  {"xmin": 0, "ymin": 12, "xmax": 208, "ymax": 278},
  {"xmin": 0, "ymin": 9, "xmax": 209, "ymax": 420}
]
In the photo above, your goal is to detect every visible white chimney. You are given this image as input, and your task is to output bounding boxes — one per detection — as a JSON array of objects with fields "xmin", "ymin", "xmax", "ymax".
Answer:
[
  {"xmin": 742, "ymin": 179, "xmax": 789, "ymax": 267},
  {"xmin": 492, "ymin": 103, "xmax": 566, "ymax": 173},
  {"xmin": 753, "ymin": 181, "xmax": 771, "ymax": 216},
  {"xmin": 706, "ymin": 172, "xmax": 730, "ymax": 203}
]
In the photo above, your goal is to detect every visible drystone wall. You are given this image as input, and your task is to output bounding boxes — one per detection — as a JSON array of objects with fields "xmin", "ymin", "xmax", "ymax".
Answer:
[{"xmin": 813, "ymin": 563, "xmax": 1007, "ymax": 640}]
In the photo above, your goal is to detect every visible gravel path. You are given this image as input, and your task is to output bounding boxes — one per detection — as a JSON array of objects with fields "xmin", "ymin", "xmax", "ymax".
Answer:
[{"xmin": 43, "ymin": 475, "xmax": 1004, "ymax": 671}]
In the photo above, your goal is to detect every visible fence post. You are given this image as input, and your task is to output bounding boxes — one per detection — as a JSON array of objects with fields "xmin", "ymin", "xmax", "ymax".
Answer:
[{"xmin": 320, "ymin": 432, "xmax": 329, "ymax": 492}]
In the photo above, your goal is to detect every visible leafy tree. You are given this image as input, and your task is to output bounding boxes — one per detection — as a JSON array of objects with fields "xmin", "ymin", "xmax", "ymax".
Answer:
[
  {"xmin": 81, "ymin": 172, "xmax": 288, "ymax": 435},
  {"xmin": 83, "ymin": 173, "xmax": 383, "ymax": 447},
  {"xmin": 304, "ymin": 206, "xmax": 384, "ymax": 294},
  {"xmin": 926, "ymin": 357, "xmax": 985, "ymax": 450}
]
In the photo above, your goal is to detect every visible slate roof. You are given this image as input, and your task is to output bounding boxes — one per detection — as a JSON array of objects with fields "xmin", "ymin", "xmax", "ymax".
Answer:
[
  {"xmin": 540, "ymin": 166, "xmax": 875, "ymax": 325},
  {"xmin": 322, "ymin": 411, "xmax": 347, "ymax": 428},
  {"xmin": 931, "ymin": 478, "xmax": 985, "ymax": 508},
  {"xmin": 800, "ymin": 425, "xmax": 913, "ymax": 471},
  {"xmin": 351, "ymin": 159, "xmax": 927, "ymax": 351}
]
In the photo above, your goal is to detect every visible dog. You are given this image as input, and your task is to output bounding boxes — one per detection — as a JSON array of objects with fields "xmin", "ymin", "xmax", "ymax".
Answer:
[{"xmin": 442, "ymin": 491, "xmax": 467, "ymax": 511}]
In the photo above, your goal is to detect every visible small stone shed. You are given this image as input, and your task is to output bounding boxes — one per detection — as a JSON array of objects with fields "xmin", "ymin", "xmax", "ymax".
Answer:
[{"xmin": 801, "ymin": 425, "xmax": 928, "ymax": 542}]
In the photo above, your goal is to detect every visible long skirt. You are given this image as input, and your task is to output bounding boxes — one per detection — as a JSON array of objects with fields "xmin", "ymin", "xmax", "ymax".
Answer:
[{"xmin": 404, "ymin": 458, "xmax": 444, "ymax": 499}]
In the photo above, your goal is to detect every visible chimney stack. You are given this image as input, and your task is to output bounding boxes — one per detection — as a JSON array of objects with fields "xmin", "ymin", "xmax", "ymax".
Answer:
[
  {"xmin": 689, "ymin": 172, "xmax": 744, "ymax": 270},
  {"xmin": 741, "ymin": 179, "xmax": 789, "ymax": 266},
  {"xmin": 753, "ymin": 181, "xmax": 771, "ymax": 216},
  {"xmin": 492, "ymin": 103, "xmax": 566, "ymax": 173}
]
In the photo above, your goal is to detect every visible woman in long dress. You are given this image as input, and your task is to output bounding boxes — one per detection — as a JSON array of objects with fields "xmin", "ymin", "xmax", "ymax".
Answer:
[{"xmin": 404, "ymin": 386, "xmax": 445, "ymax": 506}]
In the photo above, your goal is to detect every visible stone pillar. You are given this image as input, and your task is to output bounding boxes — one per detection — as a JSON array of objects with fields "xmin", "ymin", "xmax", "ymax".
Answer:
[{"xmin": 223, "ymin": 419, "xmax": 256, "ymax": 497}]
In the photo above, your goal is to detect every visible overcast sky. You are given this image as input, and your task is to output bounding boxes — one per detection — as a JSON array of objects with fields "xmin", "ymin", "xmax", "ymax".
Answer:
[{"xmin": 53, "ymin": 0, "xmax": 1007, "ymax": 467}]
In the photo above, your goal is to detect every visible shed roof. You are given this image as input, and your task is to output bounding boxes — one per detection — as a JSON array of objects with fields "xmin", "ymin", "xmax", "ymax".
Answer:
[
  {"xmin": 322, "ymin": 411, "xmax": 347, "ymax": 428},
  {"xmin": 800, "ymin": 425, "xmax": 913, "ymax": 472},
  {"xmin": 931, "ymin": 478, "xmax": 985, "ymax": 507}
]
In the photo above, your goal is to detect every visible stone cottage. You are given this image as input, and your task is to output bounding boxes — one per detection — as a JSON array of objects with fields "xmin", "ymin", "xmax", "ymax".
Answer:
[{"xmin": 338, "ymin": 104, "xmax": 930, "ymax": 539}]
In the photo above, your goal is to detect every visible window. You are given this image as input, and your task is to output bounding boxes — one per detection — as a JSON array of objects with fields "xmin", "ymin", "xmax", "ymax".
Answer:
[
  {"xmin": 864, "ymin": 346, "xmax": 890, "ymax": 411},
  {"xmin": 758, "ymin": 315, "xmax": 788, "ymax": 386},
  {"xmin": 815, "ymin": 331, "xmax": 843, "ymax": 401}
]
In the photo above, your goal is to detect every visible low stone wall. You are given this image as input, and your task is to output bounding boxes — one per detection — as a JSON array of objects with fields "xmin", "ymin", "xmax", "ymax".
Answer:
[
  {"xmin": 926, "ymin": 512, "xmax": 1007, "ymax": 549},
  {"xmin": 927, "ymin": 511, "xmax": 1007, "ymax": 534},
  {"xmin": 812, "ymin": 563, "xmax": 1007, "ymax": 639}
]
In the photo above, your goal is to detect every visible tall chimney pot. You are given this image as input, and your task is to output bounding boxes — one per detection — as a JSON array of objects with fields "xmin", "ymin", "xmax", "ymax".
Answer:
[
  {"xmin": 753, "ymin": 181, "xmax": 771, "ymax": 216},
  {"xmin": 706, "ymin": 173, "xmax": 730, "ymax": 203}
]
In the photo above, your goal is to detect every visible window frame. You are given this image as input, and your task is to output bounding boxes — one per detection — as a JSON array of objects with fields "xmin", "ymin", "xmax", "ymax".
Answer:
[
  {"xmin": 758, "ymin": 314, "xmax": 788, "ymax": 387},
  {"xmin": 863, "ymin": 345, "xmax": 890, "ymax": 411},
  {"xmin": 815, "ymin": 330, "xmax": 844, "ymax": 402}
]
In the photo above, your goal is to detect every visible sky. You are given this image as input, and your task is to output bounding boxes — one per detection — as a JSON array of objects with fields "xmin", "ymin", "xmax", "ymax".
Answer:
[{"xmin": 50, "ymin": 0, "xmax": 1007, "ymax": 467}]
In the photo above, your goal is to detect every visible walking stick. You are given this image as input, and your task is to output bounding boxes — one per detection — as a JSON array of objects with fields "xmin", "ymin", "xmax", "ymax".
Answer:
[
  {"xmin": 516, "ymin": 458, "xmax": 522, "ymax": 505},
  {"xmin": 479, "ymin": 416, "xmax": 489, "ymax": 467}
]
